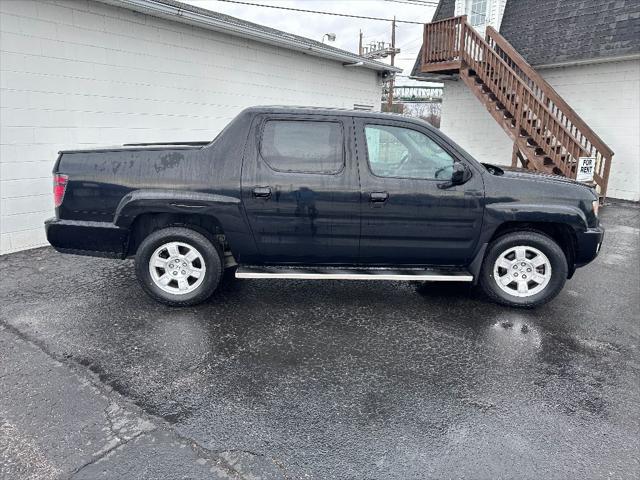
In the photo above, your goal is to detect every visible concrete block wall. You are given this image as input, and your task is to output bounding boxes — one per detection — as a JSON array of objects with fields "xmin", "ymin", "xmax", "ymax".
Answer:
[
  {"xmin": 439, "ymin": 58, "xmax": 640, "ymax": 201},
  {"xmin": 538, "ymin": 60, "xmax": 640, "ymax": 202},
  {"xmin": 0, "ymin": 0, "xmax": 382, "ymax": 254},
  {"xmin": 440, "ymin": 78, "xmax": 513, "ymax": 165}
]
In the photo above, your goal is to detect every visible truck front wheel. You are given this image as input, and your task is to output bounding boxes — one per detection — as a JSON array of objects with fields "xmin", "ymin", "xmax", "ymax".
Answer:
[
  {"xmin": 479, "ymin": 231, "xmax": 568, "ymax": 308},
  {"xmin": 135, "ymin": 227, "xmax": 222, "ymax": 306}
]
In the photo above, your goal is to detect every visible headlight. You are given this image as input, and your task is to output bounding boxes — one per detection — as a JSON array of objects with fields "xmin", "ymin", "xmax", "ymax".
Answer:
[{"xmin": 592, "ymin": 200, "xmax": 600, "ymax": 217}]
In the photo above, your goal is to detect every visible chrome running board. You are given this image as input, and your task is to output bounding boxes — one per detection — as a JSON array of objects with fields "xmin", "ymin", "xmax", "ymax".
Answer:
[{"xmin": 235, "ymin": 265, "xmax": 473, "ymax": 282}]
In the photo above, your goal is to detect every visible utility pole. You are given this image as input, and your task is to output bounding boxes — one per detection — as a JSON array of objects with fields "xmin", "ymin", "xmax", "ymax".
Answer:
[
  {"xmin": 358, "ymin": 30, "xmax": 363, "ymax": 56},
  {"xmin": 386, "ymin": 16, "xmax": 396, "ymax": 112}
]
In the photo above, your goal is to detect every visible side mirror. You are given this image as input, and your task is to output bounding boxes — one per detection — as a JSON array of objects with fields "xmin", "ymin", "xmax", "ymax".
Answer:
[{"xmin": 438, "ymin": 162, "xmax": 471, "ymax": 189}]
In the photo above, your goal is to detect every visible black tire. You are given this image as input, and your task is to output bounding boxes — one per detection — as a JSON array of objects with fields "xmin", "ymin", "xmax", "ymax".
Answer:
[
  {"xmin": 135, "ymin": 227, "xmax": 223, "ymax": 307},
  {"xmin": 479, "ymin": 231, "xmax": 568, "ymax": 308}
]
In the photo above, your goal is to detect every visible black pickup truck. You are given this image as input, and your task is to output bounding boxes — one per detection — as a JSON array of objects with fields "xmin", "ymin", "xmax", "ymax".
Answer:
[{"xmin": 45, "ymin": 106, "xmax": 603, "ymax": 307}]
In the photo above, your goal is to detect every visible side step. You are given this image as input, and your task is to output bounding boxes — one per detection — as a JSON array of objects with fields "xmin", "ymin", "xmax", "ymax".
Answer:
[{"xmin": 235, "ymin": 265, "xmax": 473, "ymax": 282}]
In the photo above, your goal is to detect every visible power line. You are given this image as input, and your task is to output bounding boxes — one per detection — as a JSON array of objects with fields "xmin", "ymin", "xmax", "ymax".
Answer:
[
  {"xmin": 397, "ymin": 37, "xmax": 423, "ymax": 50},
  {"xmin": 213, "ymin": 0, "xmax": 427, "ymax": 24},
  {"xmin": 363, "ymin": 24, "xmax": 394, "ymax": 40},
  {"xmin": 382, "ymin": 0, "xmax": 439, "ymax": 5}
]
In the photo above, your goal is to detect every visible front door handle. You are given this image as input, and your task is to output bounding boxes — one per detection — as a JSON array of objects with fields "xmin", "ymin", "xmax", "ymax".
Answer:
[
  {"xmin": 252, "ymin": 186, "xmax": 272, "ymax": 198},
  {"xmin": 369, "ymin": 191, "xmax": 389, "ymax": 203}
]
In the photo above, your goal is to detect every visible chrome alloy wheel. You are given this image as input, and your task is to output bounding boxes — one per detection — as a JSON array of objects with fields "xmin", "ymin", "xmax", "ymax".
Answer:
[
  {"xmin": 493, "ymin": 245, "xmax": 552, "ymax": 298},
  {"xmin": 149, "ymin": 241, "xmax": 206, "ymax": 295}
]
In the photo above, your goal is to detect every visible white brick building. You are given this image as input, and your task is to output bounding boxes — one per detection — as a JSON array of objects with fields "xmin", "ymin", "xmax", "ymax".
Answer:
[
  {"xmin": 413, "ymin": 0, "xmax": 640, "ymax": 202},
  {"xmin": 0, "ymin": 0, "xmax": 396, "ymax": 254}
]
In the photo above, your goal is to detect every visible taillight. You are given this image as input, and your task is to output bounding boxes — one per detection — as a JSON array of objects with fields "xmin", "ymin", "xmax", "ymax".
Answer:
[{"xmin": 53, "ymin": 174, "xmax": 68, "ymax": 207}]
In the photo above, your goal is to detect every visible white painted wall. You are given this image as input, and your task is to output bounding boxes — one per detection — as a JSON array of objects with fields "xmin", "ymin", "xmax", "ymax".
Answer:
[
  {"xmin": 0, "ymin": 0, "xmax": 382, "ymax": 254},
  {"xmin": 439, "ymin": 58, "xmax": 640, "ymax": 201},
  {"xmin": 440, "ymin": 78, "xmax": 513, "ymax": 163},
  {"xmin": 539, "ymin": 60, "xmax": 640, "ymax": 201}
]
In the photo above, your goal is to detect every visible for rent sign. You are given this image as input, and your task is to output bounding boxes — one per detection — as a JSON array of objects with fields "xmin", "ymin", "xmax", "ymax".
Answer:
[{"xmin": 577, "ymin": 157, "xmax": 596, "ymax": 182}]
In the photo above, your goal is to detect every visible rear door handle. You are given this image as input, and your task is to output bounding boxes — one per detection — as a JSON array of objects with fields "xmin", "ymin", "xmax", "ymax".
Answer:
[
  {"xmin": 369, "ymin": 191, "xmax": 389, "ymax": 203},
  {"xmin": 252, "ymin": 186, "xmax": 272, "ymax": 198}
]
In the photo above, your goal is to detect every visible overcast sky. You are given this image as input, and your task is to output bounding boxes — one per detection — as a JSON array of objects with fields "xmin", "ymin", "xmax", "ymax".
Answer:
[{"xmin": 184, "ymin": 0, "xmax": 438, "ymax": 85}]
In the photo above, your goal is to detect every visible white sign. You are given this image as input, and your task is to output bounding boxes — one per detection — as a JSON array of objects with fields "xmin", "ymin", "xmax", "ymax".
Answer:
[{"xmin": 577, "ymin": 156, "xmax": 596, "ymax": 182}]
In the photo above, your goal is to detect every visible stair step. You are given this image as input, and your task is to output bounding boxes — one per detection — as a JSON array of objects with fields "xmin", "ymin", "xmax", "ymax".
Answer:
[{"xmin": 235, "ymin": 265, "xmax": 474, "ymax": 282}]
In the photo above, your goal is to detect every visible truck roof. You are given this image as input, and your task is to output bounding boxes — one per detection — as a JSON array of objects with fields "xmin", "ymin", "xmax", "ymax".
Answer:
[{"xmin": 243, "ymin": 105, "xmax": 432, "ymax": 125}]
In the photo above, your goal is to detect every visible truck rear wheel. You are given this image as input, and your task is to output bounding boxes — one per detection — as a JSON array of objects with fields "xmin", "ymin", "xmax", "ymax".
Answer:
[
  {"xmin": 135, "ymin": 227, "xmax": 222, "ymax": 306},
  {"xmin": 479, "ymin": 231, "xmax": 567, "ymax": 308}
]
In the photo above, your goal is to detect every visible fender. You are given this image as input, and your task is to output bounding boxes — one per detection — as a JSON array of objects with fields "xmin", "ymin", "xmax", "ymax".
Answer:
[
  {"xmin": 113, "ymin": 189, "xmax": 258, "ymax": 260},
  {"xmin": 466, "ymin": 202, "xmax": 588, "ymax": 280},
  {"xmin": 113, "ymin": 189, "xmax": 241, "ymax": 229},
  {"xmin": 481, "ymin": 202, "xmax": 589, "ymax": 241}
]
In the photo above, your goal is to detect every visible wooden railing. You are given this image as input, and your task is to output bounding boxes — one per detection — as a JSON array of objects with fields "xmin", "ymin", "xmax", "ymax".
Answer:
[
  {"xmin": 421, "ymin": 16, "xmax": 465, "ymax": 66},
  {"xmin": 485, "ymin": 28, "xmax": 614, "ymax": 193},
  {"xmin": 421, "ymin": 16, "xmax": 614, "ymax": 197}
]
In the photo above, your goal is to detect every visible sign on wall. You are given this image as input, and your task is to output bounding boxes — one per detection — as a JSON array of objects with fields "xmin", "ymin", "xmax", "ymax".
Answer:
[{"xmin": 577, "ymin": 157, "xmax": 596, "ymax": 182}]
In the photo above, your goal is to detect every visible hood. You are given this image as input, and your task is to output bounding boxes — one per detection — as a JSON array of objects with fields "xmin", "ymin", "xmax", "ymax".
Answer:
[
  {"xmin": 482, "ymin": 164, "xmax": 598, "ymax": 203},
  {"xmin": 502, "ymin": 167, "xmax": 578, "ymax": 184},
  {"xmin": 487, "ymin": 164, "xmax": 594, "ymax": 188}
]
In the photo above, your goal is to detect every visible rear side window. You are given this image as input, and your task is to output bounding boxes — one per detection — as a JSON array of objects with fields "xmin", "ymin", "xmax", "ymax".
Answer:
[{"xmin": 260, "ymin": 120, "xmax": 344, "ymax": 174}]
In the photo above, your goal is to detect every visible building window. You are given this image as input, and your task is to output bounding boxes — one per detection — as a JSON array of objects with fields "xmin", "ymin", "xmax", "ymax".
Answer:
[{"xmin": 469, "ymin": 0, "xmax": 488, "ymax": 26}]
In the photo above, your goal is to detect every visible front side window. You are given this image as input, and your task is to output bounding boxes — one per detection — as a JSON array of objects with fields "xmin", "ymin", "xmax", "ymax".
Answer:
[
  {"xmin": 364, "ymin": 124, "xmax": 456, "ymax": 180},
  {"xmin": 260, "ymin": 120, "xmax": 344, "ymax": 174}
]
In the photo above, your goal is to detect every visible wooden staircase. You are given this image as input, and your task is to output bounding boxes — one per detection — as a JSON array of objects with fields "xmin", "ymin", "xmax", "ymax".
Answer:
[{"xmin": 420, "ymin": 16, "xmax": 614, "ymax": 198}]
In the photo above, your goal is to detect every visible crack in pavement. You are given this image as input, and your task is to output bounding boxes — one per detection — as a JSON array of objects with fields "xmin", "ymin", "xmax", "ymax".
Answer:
[
  {"xmin": 0, "ymin": 322, "xmax": 279, "ymax": 480},
  {"xmin": 69, "ymin": 430, "xmax": 148, "ymax": 479}
]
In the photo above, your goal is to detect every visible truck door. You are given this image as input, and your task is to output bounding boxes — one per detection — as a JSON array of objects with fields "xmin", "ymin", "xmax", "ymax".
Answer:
[
  {"xmin": 241, "ymin": 114, "xmax": 360, "ymax": 264},
  {"xmin": 355, "ymin": 118, "xmax": 484, "ymax": 265}
]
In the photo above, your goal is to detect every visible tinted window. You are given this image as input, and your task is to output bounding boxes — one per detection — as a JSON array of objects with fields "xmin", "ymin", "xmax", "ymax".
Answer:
[
  {"xmin": 365, "ymin": 124, "xmax": 456, "ymax": 180},
  {"xmin": 261, "ymin": 120, "xmax": 344, "ymax": 174}
]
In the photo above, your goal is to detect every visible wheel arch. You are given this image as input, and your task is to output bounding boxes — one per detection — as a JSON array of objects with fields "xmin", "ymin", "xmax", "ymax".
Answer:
[
  {"xmin": 113, "ymin": 189, "xmax": 250, "ymax": 260},
  {"xmin": 126, "ymin": 211, "xmax": 228, "ymax": 257},
  {"xmin": 487, "ymin": 221, "xmax": 577, "ymax": 278},
  {"xmin": 479, "ymin": 203, "xmax": 589, "ymax": 279}
]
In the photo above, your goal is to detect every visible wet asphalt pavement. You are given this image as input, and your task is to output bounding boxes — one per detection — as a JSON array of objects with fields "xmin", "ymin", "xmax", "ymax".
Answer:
[{"xmin": 1, "ymin": 202, "xmax": 639, "ymax": 479}]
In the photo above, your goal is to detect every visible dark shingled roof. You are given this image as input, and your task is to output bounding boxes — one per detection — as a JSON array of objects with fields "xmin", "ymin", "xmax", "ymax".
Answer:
[
  {"xmin": 412, "ymin": 0, "xmax": 640, "ymax": 77},
  {"xmin": 500, "ymin": 0, "xmax": 640, "ymax": 66}
]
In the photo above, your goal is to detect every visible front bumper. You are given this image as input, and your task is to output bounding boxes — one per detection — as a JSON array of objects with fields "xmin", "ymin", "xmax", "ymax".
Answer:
[
  {"xmin": 45, "ymin": 218, "xmax": 129, "ymax": 259},
  {"xmin": 574, "ymin": 225, "xmax": 605, "ymax": 267}
]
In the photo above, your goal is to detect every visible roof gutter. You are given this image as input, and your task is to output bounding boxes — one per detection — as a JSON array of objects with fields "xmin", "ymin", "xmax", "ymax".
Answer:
[
  {"xmin": 99, "ymin": 0, "xmax": 401, "ymax": 73},
  {"xmin": 533, "ymin": 53, "xmax": 640, "ymax": 70}
]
